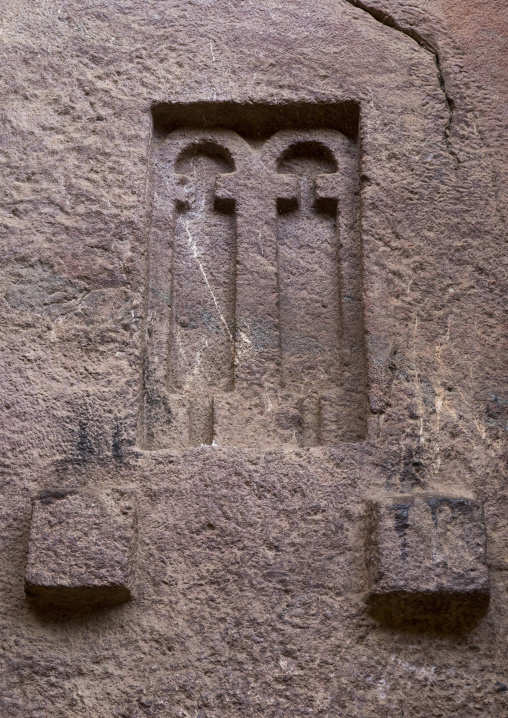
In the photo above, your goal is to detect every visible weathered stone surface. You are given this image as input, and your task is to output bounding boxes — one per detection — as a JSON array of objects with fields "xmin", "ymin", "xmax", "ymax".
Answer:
[
  {"xmin": 365, "ymin": 496, "xmax": 489, "ymax": 629},
  {"xmin": 25, "ymin": 488, "xmax": 137, "ymax": 611},
  {"xmin": 0, "ymin": 0, "xmax": 506, "ymax": 715},
  {"xmin": 141, "ymin": 124, "xmax": 366, "ymax": 450}
]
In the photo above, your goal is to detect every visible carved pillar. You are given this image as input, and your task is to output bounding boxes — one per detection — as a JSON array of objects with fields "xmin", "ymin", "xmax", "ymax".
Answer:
[
  {"xmin": 211, "ymin": 159, "xmax": 302, "ymax": 446},
  {"xmin": 263, "ymin": 130, "xmax": 367, "ymax": 445},
  {"xmin": 215, "ymin": 166, "xmax": 299, "ymax": 389},
  {"xmin": 141, "ymin": 130, "xmax": 251, "ymax": 449}
]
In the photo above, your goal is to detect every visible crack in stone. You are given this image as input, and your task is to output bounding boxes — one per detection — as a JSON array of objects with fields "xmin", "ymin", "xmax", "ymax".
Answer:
[{"xmin": 343, "ymin": 0, "xmax": 458, "ymax": 162}]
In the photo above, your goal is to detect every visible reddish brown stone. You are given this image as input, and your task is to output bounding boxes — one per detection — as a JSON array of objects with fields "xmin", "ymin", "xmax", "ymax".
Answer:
[
  {"xmin": 141, "ymin": 123, "xmax": 366, "ymax": 450},
  {"xmin": 365, "ymin": 496, "xmax": 489, "ymax": 629},
  {"xmin": 25, "ymin": 488, "xmax": 137, "ymax": 612},
  {"xmin": 0, "ymin": 0, "xmax": 506, "ymax": 715}
]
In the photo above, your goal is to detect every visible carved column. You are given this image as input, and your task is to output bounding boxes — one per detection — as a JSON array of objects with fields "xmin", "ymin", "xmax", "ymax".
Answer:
[{"xmin": 141, "ymin": 130, "xmax": 251, "ymax": 449}]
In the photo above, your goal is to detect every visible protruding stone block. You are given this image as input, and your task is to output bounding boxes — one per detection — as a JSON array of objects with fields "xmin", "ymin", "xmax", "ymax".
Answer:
[
  {"xmin": 365, "ymin": 496, "xmax": 489, "ymax": 630},
  {"xmin": 25, "ymin": 488, "xmax": 137, "ymax": 612}
]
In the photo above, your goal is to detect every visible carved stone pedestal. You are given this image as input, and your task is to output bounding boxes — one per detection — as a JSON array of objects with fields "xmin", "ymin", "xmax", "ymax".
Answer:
[
  {"xmin": 25, "ymin": 488, "xmax": 137, "ymax": 613},
  {"xmin": 365, "ymin": 496, "xmax": 490, "ymax": 631}
]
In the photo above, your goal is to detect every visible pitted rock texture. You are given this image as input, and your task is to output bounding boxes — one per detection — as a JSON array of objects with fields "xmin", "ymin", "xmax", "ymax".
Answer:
[
  {"xmin": 25, "ymin": 488, "xmax": 137, "ymax": 612},
  {"xmin": 0, "ymin": 0, "xmax": 506, "ymax": 717},
  {"xmin": 365, "ymin": 496, "xmax": 489, "ymax": 630},
  {"xmin": 142, "ymin": 123, "xmax": 366, "ymax": 450}
]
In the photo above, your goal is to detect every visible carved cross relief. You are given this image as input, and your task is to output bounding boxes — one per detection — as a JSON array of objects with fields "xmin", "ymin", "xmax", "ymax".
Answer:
[{"xmin": 141, "ymin": 128, "xmax": 367, "ymax": 449}]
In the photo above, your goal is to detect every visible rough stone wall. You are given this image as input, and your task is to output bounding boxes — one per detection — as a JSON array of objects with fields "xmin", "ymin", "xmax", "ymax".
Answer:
[{"xmin": 0, "ymin": 1, "xmax": 506, "ymax": 716}]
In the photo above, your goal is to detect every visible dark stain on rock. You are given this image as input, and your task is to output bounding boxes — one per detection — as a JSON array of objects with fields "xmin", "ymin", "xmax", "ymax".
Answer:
[
  {"xmin": 392, "ymin": 502, "xmax": 411, "ymax": 562},
  {"xmin": 38, "ymin": 488, "xmax": 79, "ymax": 505},
  {"xmin": 112, "ymin": 421, "xmax": 123, "ymax": 462},
  {"xmin": 427, "ymin": 497, "xmax": 474, "ymax": 526},
  {"xmin": 73, "ymin": 419, "xmax": 95, "ymax": 466},
  {"xmin": 400, "ymin": 445, "xmax": 425, "ymax": 489}
]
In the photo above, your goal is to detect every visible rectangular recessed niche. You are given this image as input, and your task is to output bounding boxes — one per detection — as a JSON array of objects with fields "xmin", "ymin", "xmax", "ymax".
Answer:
[{"xmin": 139, "ymin": 101, "xmax": 367, "ymax": 449}]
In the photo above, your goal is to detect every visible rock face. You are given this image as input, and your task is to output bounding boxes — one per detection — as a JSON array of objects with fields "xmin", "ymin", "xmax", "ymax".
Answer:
[{"xmin": 0, "ymin": 0, "xmax": 507, "ymax": 716}]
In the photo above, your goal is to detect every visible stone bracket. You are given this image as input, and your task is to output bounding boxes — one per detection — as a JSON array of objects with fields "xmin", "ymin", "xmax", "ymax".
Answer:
[
  {"xmin": 364, "ymin": 495, "xmax": 490, "ymax": 631},
  {"xmin": 25, "ymin": 488, "xmax": 137, "ymax": 613}
]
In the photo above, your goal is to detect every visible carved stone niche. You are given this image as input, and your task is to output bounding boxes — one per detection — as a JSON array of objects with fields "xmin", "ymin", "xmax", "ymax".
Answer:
[
  {"xmin": 25, "ymin": 488, "xmax": 137, "ymax": 613},
  {"xmin": 140, "ymin": 101, "xmax": 367, "ymax": 450},
  {"xmin": 364, "ymin": 496, "xmax": 490, "ymax": 631}
]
